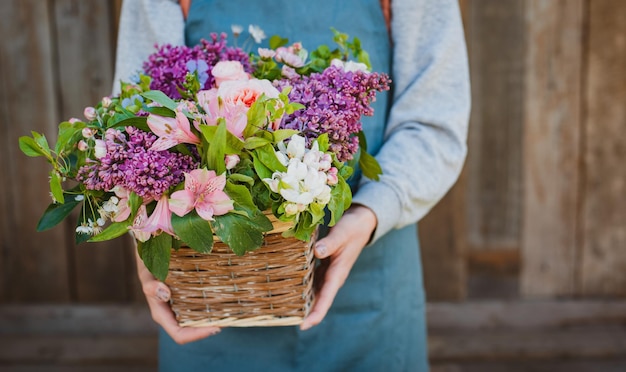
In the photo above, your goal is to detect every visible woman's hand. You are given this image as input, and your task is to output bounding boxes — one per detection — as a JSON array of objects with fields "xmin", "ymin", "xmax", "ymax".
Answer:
[
  {"xmin": 135, "ymin": 251, "xmax": 221, "ymax": 344},
  {"xmin": 300, "ymin": 204, "xmax": 377, "ymax": 331}
]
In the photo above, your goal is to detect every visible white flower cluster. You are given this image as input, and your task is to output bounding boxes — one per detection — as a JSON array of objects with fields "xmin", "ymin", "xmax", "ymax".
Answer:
[
  {"xmin": 76, "ymin": 217, "xmax": 106, "ymax": 235},
  {"xmin": 264, "ymin": 135, "xmax": 338, "ymax": 216}
]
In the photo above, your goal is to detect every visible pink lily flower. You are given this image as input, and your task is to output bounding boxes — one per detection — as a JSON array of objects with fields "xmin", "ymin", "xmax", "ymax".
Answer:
[
  {"xmin": 131, "ymin": 196, "xmax": 175, "ymax": 241},
  {"xmin": 169, "ymin": 168, "xmax": 234, "ymax": 221},
  {"xmin": 111, "ymin": 186, "xmax": 133, "ymax": 222},
  {"xmin": 147, "ymin": 111, "xmax": 200, "ymax": 151},
  {"xmin": 130, "ymin": 205, "xmax": 151, "ymax": 242}
]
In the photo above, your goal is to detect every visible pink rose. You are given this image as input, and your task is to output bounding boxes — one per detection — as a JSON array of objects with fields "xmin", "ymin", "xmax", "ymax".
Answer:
[
  {"xmin": 211, "ymin": 61, "xmax": 249, "ymax": 87},
  {"xmin": 218, "ymin": 79, "xmax": 280, "ymax": 108}
]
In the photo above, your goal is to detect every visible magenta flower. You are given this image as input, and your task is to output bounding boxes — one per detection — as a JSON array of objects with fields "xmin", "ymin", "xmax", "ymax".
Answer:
[
  {"xmin": 147, "ymin": 111, "xmax": 200, "ymax": 151},
  {"xmin": 169, "ymin": 168, "xmax": 233, "ymax": 221}
]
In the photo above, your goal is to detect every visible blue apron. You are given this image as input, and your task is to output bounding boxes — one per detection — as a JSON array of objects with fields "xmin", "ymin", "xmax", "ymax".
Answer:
[{"xmin": 159, "ymin": 1, "xmax": 429, "ymax": 370}]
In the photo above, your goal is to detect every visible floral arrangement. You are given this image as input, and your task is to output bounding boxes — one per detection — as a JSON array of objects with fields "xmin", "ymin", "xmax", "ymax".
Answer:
[{"xmin": 19, "ymin": 28, "xmax": 390, "ymax": 280}]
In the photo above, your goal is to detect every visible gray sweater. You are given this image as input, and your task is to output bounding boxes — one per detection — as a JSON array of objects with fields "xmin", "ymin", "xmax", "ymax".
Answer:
[{"xmin": 113, "ymin": 0, "xmax": 470, "ymax": 243}]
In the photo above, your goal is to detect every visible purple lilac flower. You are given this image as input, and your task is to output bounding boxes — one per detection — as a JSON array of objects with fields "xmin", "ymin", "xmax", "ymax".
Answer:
[
  {"xmin": 77, "ymin": 127, "xmax": 199, "ymax": 200},
  {"xmin": 143, "ymin": 33, "xmax": 252, "ymax": 99},
  {"xmin": 276, "ymin": 66, "xmax": 390, "ymax": 162}
]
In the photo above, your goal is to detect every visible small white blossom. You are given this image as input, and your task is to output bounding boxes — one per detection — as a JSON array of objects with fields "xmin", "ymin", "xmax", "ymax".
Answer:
[
  {"xmin": 94, "ymin": 139, "xmax": 107, "ymax": 159},
  {"xmin": 75, "ymin": 195, "xmax": 85, "ymax": 201},
  {"xmin": 248, "ymin": 25, "xmax": 266, "ymax": 44},
  {"xmin": 76, "ymin": 225, "xmax": 92, "ymax": 235},
  {"xmin": 330, "ymin": 58, "xmax": 370, "ymax": 73},
  {"xmin": 231, "ymin": 24, "xmax": 243, "ymax": 36},
  {"xmin": 258, "ymin": 48, "xmax": 276, "ymax": 59}
]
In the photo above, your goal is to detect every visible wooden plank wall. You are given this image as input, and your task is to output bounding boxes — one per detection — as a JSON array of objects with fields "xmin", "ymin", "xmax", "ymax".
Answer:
[
  {"xmin": 420, "ymin": 0, "xmax": 626, "ymax": 301},
  {"xmin": 0, "ymin": 0, "xmax": 138, "ymax": 304},
  {"xmin": 1, "ymin": 0, "xmax": 625, "ymax": 306}
]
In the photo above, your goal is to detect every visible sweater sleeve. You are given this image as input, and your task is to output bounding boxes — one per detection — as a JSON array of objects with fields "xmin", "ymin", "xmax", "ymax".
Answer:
[
  {"xmin": 351, "ymin": 0, "xmax": 471, "ymax": 243},
  {"xmin": 112, "ymin": 0, "xmax": 186, "ymax": 95}
]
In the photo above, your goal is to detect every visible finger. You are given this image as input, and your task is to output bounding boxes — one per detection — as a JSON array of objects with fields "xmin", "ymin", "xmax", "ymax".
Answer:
[
  {"xmin": 314, "ymin": 228, "xmax": 346, "ymax": 259},
  {"xmin": 300, "ymin": 258, "xmax": 347, "ymax": 330},
  {"xmin": 143, "ymin": 280, "xmax": 171, "ymax": 302},
  {"xmin": 147, "ymin": 296, "xmax": 221, "ymax": 344}
]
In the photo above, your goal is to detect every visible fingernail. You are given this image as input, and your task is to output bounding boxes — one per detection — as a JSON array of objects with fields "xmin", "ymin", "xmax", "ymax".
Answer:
[
  {"xmin": 315, "ymin": 243, "xmax": 327, "ymax": 258},
  {"xmin": 209, "ymin": 328, "xmax": 221, "ymax": 336},
  {"xmin": 156, "ymin": 286, "xmax": 170, "ymax": 302}
]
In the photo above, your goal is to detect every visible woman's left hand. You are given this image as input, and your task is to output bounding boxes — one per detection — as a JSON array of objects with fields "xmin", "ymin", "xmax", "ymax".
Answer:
[{"xmin": 300, "ymin": 204, "xmax": 377, "ymax": 331}]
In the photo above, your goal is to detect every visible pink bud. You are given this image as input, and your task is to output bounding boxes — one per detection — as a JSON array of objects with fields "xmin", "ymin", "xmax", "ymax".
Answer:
[
  {"xmin": 84, "ymin": 107, "xmax": 97, "ymax": 121},
  {"xmin": 81, "ymin": 127, "xmax": 95, "ymax": 138},
  {"xmin": 225, "ymin": 154, "xmax": 240, "ymax": 170},
  {"xmin": 102, "ymin": 96, "xmax": 112, "ymax": 108},
  {"xmin": 68, "ymin": 117, "xmax": 81, "ymax": 124},
  {"xmin": 77, "ymin": 140, "xmax": 88, "ymax": 151},
  {"xmin": 327, "ymin": 167, "xmax": 338, "ymax": 186}
]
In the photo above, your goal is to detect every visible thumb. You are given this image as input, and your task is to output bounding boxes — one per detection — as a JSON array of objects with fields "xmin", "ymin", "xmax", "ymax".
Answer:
[
  {"xmin": 143, "ymin": 280, "xmax": 171, "ymax": 303},
  {"xmin": 314, "ymin": 229, "xmax": 345, "ymax": 259}
]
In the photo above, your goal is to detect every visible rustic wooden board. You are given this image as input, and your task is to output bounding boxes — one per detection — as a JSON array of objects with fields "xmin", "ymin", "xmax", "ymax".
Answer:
[
  {"xmin": 419, "ymin": 178, "xmax": 468, "ymax": 301},
  {"xmin": 520, "ymin": 0, "xmax": 584, "ymax": 297},
  {"xmin": 0, "ymin": 0, "xmax": 71, "ymax": 302},
  {"xmin": 52, "ymin": 0, "xmax": 139, "ymax": 302},
  {"xmin": 465, "ymin": 0, "xmax": 525, "ymax": 252},
  {"xmin": 580, "ymin": 0, "xmax": 626, "ymax": 295}
]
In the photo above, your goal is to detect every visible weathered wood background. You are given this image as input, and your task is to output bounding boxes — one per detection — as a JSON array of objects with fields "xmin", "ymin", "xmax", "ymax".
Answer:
[{"xmin": 1, "ymin": 0, "xmax": 625, "ymax": 369}]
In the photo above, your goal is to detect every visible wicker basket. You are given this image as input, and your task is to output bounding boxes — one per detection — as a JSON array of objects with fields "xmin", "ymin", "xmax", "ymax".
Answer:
[{"xmin": 165, "ymin": 213, "xmax": 316, "ymax": 327}]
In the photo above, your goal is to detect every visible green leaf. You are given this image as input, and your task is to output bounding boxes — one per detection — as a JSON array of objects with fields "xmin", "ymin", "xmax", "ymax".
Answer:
[
  {"xmin": 356, "ymin": 131, "xmax": 369, "ymax": 151},
  {"xmin": 18, "ymin": 136, "xmax": 48, "ymax": 158},
  {"xmin": 256, "ymin": 144, "xmax": 287, "ymax": 172},
  {"xmin": 171, "ymin": 211, "xmax": 214, "ymax": 254},
  {"xmin": 328, "ymin": 176, "xmax": 352, "ymax": 226},
  {"xmin": 291, "ymin": 212, "xmax": 315, "ymax": 242},
  {"xmin": 143, "ymin": 106, "xmax": 176, "ymax": 118},
  {"xmin": 36, "ymin": 198, "xmax": 81, "ymax": 231},
  {"xmin": 225, "ymin": 182, "xmax": 259, "ymax": 216},
  {"xmin": 89, "ymin": 221, "xmax": 131, "ymax": 242},
  {"xmin": 205, "ymin": 122, "xmax": 227, "ymax": 174},
  {"xmin": 49, "ymin": 171, "xmax": 65, "ymax": 204},
  {"xmin": 200, "ymin": 124, "xmax": 244, "ymax": 153},
  {"xmin": 269, "ymin": 35, "xmax": 289, "ymax": 49},
  {"xmin": 272, "ymin": 129, "xmax": 299, "ymax": 143},
  {"xmin": 309, "ymin": 202, "xmax": 326, "ymax": 225},
  {"xmin": 31, "ymin": 131, "xmax": 51, "ymax": 153},
  {"xmin": 139, "ymin": 233, "xmax": 172, "ymax": 281},
  {"xmin": 244, "ymin": 101, "xmax": 267, "ymax": 137},
  {"xmin": 129, "ymin": 191, "xmax": 142, "ymax": 217},
  {"xmin": 109, "ymin": 116, "xmax": 150, "ymax": 132},
  {"xmin": 359, "ymin": 150, "xmax": 382, "ymax": 181},
  {"xmin": 244, "ymin": 136, "xmax": 270, "ymax": 150},
  {"xmin": 212, "ymin": 213, "xmax": 271, "ymax": 256},
  {"xmin": 228, "ymin": 173, "xmax": 254, "ymax": 186},
  {"xmin": 141, "ymin": 90, "xmax": 178, "ymax": 112},
  {"xmin": 56, "ymin": 121, "xmax": 86, "ymax": 154},
  {"xmin": 316, "ymin": 133, "xmax": 330, "ymax": 152}
]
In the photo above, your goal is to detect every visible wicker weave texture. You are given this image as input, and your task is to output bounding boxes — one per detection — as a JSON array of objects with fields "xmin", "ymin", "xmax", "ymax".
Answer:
[{"xmin": 166, "ymin": 226, "xmax": 316, "ymax": 328}]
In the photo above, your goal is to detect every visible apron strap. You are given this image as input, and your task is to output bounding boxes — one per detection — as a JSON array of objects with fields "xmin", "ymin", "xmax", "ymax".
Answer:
[{"xmin": 379, "ymin": 0, "xmax": 391, "ymax": 33}]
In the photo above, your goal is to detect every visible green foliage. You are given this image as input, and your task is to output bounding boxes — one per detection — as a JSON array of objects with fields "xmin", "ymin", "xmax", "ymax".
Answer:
[
  {"xmin": 36, "ymin": 197, "xmax": 81, "ymax": 232},
  {"xmin": 171, "ymin": 211, "xmax": 214, "ymax": 254},
  {"xmin": 212, "ymin": 212, "xmax": 272, "ymax": 256},
  {"xmin": 139, "ymin": 233, "xmax": 172, "ymax": 281},
  {"xmin": 89, "ymin": 221, "xmax": 132, "ymax": 242}
]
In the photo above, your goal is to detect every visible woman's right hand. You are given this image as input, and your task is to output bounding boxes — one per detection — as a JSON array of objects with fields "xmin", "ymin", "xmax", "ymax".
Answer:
[{"xmin": 136, "ymin": 251, "xmax": 221, "ymax": 344}]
